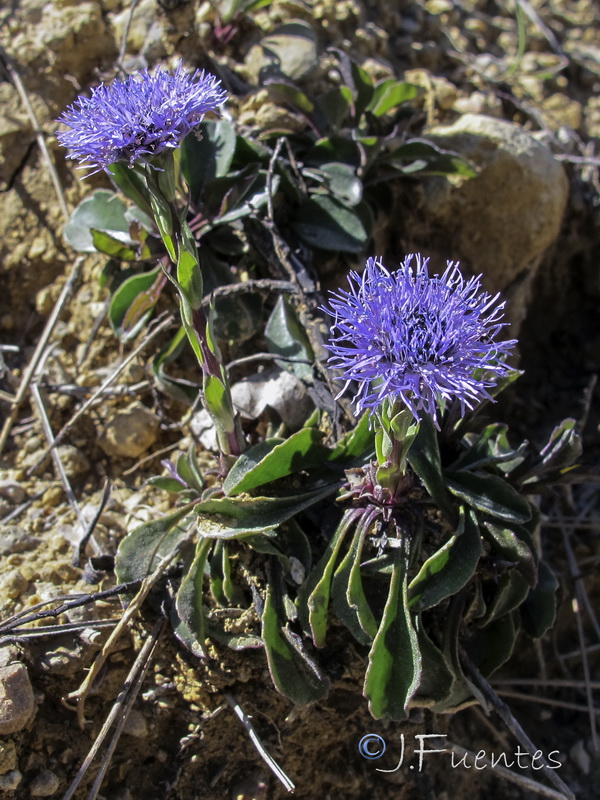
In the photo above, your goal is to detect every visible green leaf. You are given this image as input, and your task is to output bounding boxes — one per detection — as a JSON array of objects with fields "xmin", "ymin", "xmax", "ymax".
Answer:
[
  {"xmin": 445, "ymin": 470, "xmax": 532, "ymax": 524},
  {"xmin": 193, "ymin": 483, "xmax": 340, "ymax": 539},
  {"xmin": 520, "ymin": 559, "xmax": 558, "ymax": 638},
  {"xmin": 149, "ymin": 189, "xmax": 175, "ymax": 259},
  {"xmin": 291, "ymin": 195, "xmax": 370, "ymax": 253},
  {"xmin": 173, "ymin": 538, "xmax": 212, "ymax": 658},
  {"xmin": 520, "ymin": 418, "xmax": 582, "ymax": 486},
  {"xmin": 366, "ymin": 80, "xmax": 419, "ymax": 117},
  {"xmin": 407, "ymin": 416, "xmax": 455, "ymax": 521},
  {"xmin": 223, "ymin": 428, "xmax": 329, "ymax": 496},
  {"xmin": 218, "ymin": 0, "xmax": 274, "ymax": 23},
  {"xmin": 152, "ymin": 325, "xmax": 200, "ymax": 405},
  {"xmin": 384, "ymin": 139, "xmax": 477, "ymax": 177},
  {"xmin": 108, "ymin": 163, "xmax": 152, "ymax": 217},
  {"xmin": 201, "ymin": 165, "xmax": 260, "ymax": 221},
  {"xmin": 115, "ymin": 505, "xmax": 194, "ymax": 584},
  {"xmin": 176, "ymin": 223, "xmax": 203, "ymax": 310},
  {"xmin": 108, "ymin": 265, "xmax": 167, "ymax": 340},
  {"xmin": 204, "ymin": 374, "xmax": 231, "ymax": 424},
  {"xmin": 331, "ymin": 521, "xmax": 378, "ymax": 644},
  {"xmin": 209, "ymin": 540, "xmax": 245, "ymax": 607},
  {"xmin": 266, "ymin": 82, "xmax": 315, "ymax": 116},
  {"xmin": 329, "ymin": 411, "xmax": 374, "ymax": 462},
  {"xmin": 412, "ymin": 622, "xmax": 455, "ymax": 707},
  {"xmin": 408, "ymin": 508, "xmax": 482, "ymax": 611},
  {"xmin": 176, "ymin": 447, "xmax": 205, "ymax": 495},
  {"xmin": 315, "ymin": 87, "xmax": 353, "ymax": 132},
  {"xmin": 349, "ymin": 60, "xmax": 374, "ymax": 120},
  {"xmin": 465, "ymin": 611, "xmax": 519, "ymax": 677},
  {"xmin": 304, "ymin": 136, "xmax": 362, "ymax": 169},
  {"xmin": 206, "ymin": 623, "xmax": 263, "ymax": 650},
  {"xmin": 90, "ymin": 229, "xmax": 138, "ymax": 261},
  {"xmin": 248, "ymin": 521, "xmax": 311, "ymax": 581},
  {"xmin": 262, "ymin": 564, "xmax": 330, "ymax": 705},
  {"xmin": 305, "ymin": 162, "xmax": 363, "ymax": 206},
  {"xmin": 233, "ymin": 134, "xmax": 272, "ymax": 169},
  {"xmin": 146, "ymin": 476, "xmax": 190, "ymax": 494},
  {"xmin": 429, "ymin": 595, "xmax": 474, "ymax": 712},
  {"xmin": 479, "ymin": 571, "xmax": 530, "ymax": 626},
  {"xmin": 451, "ymin": 423, "xmax": 527, "ymax": 473},
  {"xmin": 213, "ymin": 171, "xmax": 279, "ymax": 226},
  {"xmin": 364, "ymin": 547, "xmax": 422, "ymax": 719},
  {"xmin": 64, "ymin": 190, "xmax": 131, "ymax": 253},
  {"xmin": 264, "ymin": 296, "xmax": 315, "ymax": 381},
  {"xmin": 298, "ymin": 509, "xmax": 357, "ymax": 647},
  {"xmin": 181, "ymin": 121, "xmax": 237, "ymax": 205},
  {"xmin": 481, "ymin": 520, "xmax": 537, "ymax": 585}
]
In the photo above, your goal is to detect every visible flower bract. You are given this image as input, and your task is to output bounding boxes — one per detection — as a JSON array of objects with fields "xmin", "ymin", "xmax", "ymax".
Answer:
[
  {"xmin": 323, "ymin": 254, "xmax": 517, "ymax": 424},
  {"xmin": 56, "ymin": 62, "xmax": 227, "ymax": 173}
]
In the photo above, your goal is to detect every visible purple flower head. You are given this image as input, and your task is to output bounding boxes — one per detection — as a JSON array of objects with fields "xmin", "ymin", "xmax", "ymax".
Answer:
[
  {"xmin": 323, "ymin": 254, "xmax": 517, "ymax": 425},
  {"xmin": 56, "ymin": 62, "xmax": 227, "ymax": 174}
]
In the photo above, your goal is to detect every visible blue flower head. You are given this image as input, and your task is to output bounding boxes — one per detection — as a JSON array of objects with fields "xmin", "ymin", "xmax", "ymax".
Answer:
[
  {"xmin": 56, "ymin": 62, "xmax": 227, "ymax": 174},
  {"xmin": 323, "ymin": 254, "xmax": 517, "ymax": 425}
]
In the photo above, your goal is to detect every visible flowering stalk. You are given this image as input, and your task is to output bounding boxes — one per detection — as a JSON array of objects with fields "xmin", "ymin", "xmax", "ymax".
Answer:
[
  {"xmin": 142, "ymin": 155, "xmax": 244, "ymax": 458},
  {"xmin": 323, "ymin": 254, "xmax": 516, "ymax": 490},
  {"xmin": 56, "ymin": 63, "xmax": 244, "ymax": 459}
]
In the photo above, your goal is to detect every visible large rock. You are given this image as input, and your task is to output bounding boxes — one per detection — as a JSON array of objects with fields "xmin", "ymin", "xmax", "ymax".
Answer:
[
  {"xmin": 245, "ymin": 21, "xmax": 318, "ymax": 84},
  {"xmin": 0, "ymin": 663, "xmax": 35, "ymax": 735},
  {"xmin": 402, "ymin": 114, "xmax": 569, "ymax": 329}
]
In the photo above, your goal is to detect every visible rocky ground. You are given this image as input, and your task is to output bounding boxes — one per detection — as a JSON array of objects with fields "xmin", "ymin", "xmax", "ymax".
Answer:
[{"xmin": 0, "ymin": 0, "xmax": 599, "ymax": 798}]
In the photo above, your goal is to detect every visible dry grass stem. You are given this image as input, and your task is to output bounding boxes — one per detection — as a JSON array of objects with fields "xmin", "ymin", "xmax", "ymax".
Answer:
[
  {"xmin": 27, "ymin": 312, "xmax": 174, "ymax": 475},
  {"xmin": 225, "ymin": 692, "xmax": 295, "ymax": 794},
  {"xmin": 0, "ymin": 257, "xmax": 84, "ymax": 456},
  {"xmin": 62, "ymin": 618, "xmax": 165, "ymax": 800},
  {"xmin": 0, "ymin": 45, "xmax": 69, "ymax": 220},
  {"xmin": 65, "ymin": 536, "xmax": 188, "ymax": 726},
  {"xmin": 442, "ymin": 743, "xmax": 572, "ymax": 800}
]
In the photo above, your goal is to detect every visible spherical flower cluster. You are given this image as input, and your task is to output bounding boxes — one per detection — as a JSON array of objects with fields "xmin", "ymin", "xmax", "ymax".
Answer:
[
  {"xmin": 56, "ymin": 62, "xmax": 227, "ymax": 173},
  {"xmin": 323, "ymin": 254, "xmax": 516, "ymax": 424}
]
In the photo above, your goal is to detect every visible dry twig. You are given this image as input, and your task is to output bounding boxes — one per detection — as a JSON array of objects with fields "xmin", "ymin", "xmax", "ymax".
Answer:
[
  {"xmin": 27, "ymin": 312, "xmax": 174, "ymax": 475},
  {"xmin": 62, "ymin": 618, "xmax": 165, "ymax": 800},
  {"xmin": 0, "ymin": 257, "xmax": 84, "ymax": 457},
  {"xmin": 225, "ymin": 692, "xmax": 295, "ymax": 793},
  {"xmin": 441, "ymin": 743, "xmax": 572, "ymax": 800},
  {"xmin": 65, "ymin": 527, "xmax": 189, "ymax": 726},
  {"xmin": 0, "ymin": 45, "xmax": 69, "ymax": 220},
  {"xmin": 462, "ymin": 653, "xmax": 576, "ymax": 800}
]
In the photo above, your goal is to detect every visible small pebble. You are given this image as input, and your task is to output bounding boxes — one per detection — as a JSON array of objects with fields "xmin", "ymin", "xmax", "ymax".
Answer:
[
  {"xmin": 98, "ymin": 402, "xmax": 160, "ymax": 458},
  {"xmin": 42, "ymin": 486, "xmax": 63, "ymax": 507},
  {"xmin": 0, "ymin": 569, "xmax": 28, "ymax": 599},
  {"xmin": 0, "ymin": 646, "xmax": 18, "ymax": 668},
  {"xmin": 0, "ymin": 740, "xmax": 17, "ymax": 775},
  {"xmin": 0, "ymin": 480, "xmax": 25, "ymax": 505},
  {"xmin": 0, "ymin": 663, "xmax": 36, "ymax": 734},
  {"xmin": 56, "ymin": 445, "xmax": 90, "ymax": 478},
  {"xmin": 0, "ymin": 529, "xmax": 40, "ymax": 556},
  {"xmin": 29, "ymin": 769, "xmax": 60, "ymax": 797},
  {"xmin": 123, "ymin": 708, "xmax": 148, "ymax": 738},
  {"xmin": 0, "ymin": 769, "xmax": 22, "ymax": 790}
]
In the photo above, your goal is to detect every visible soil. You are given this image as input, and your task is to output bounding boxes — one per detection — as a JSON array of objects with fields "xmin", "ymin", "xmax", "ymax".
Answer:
[{"xmin": 1, "ymin": 1, "xmax": 600, "ymax": 799}]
